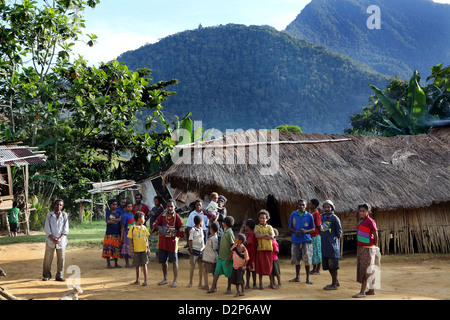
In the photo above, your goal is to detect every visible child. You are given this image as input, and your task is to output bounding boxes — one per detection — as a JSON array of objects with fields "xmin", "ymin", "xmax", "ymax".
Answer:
[
  {"xmin": 8, "ymin": 201, "xmax": 20, "ymax": 237},
  {"xmin": 202, "ymin": 222, "xmax": 219, "ymax": 290},
  {"xmin": 207, "ymin": 216, "xmax": 235, "ymax": 294},
  {"xmin": 127, "ymin": 211, "xmax": 150, "ymax": 286},
  {"xmin": 228, "ymin": 233, "xmax": 249, "ymax": 297},
  {"xmin": 244, "ymin": 218, "xmax": 257, "ymax": 290},
  {"xmin": 187, "ymin": 215, "xmax": 205, "ymax": 288},
  {"xmin": 102, "ymin": 199, "xmax": 122, "ymax": 268},
  {"xmin": 270, "ymin": 228, "xmax": 281, "ymax": 289},
  {"xmin": 120, "ymin": 201, "xmax": 135, "ymax": 268},
  {"xmin": 205, "ymin": 192, "xmax": 219, "ymax": 219},
  {"xmin": 255, "ymin": 209, "xmax": 275, "ymax": 290}
]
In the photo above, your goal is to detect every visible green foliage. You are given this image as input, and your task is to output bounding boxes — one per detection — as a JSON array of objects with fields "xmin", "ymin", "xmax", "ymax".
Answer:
[
  {"xmin": 275, "ymin": 125, "xmax": 303, "ymax": 133},
  {"xmin": 346, "ymin": 65, "xmax": 450, "ymax": 136},
  {"xmin": 285, "ymin": 0, "xmax": 450, "ymax": 79},
  {"xmin": 0, "ymin": 1, "xmax": 179, "ymax": 223}
]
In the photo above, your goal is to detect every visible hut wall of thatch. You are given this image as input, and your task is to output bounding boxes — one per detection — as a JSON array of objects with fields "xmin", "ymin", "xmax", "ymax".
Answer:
[
  {"xmin": 374, "ymin": 202, "xmax": 450, "ymax": 255},
  {"xmin": 163, "ymin": 130, "xmax": 450, "ymax": 255}
]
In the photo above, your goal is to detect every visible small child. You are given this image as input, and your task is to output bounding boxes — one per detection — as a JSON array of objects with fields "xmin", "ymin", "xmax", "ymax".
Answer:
[
  {"xmin": 127, "ymin": 211, "xmax": 150, "ymax": 286},
  {"xmin": 120, "ymin": 201, "xmax": 135, "ymax": 268},
  {"xmin": 270, "ymin": 228, "xmax": 281, "ymax": 289},
  {"xmin": 228, "ymin": 233, "xmax": 249, "ymax": 297},
  {"xmin": 255, "ymin": 210, "xmax": 275, "ymax": 290},
  {"xmin": 207, "ymin": 216, "xmax": 235, "ymax": 294},
  {"xmin": 188, "ymin": 215, "xmax": 205, "ymax": 288},
  {"xmin": 8, "ymin": 201, "xmax": 20, "ymax": 237},
  {"xmin": 202, "ymin": 222, "xmax": 219, "ymax": 290},
  {"xmin": 244, "ymin": 218, "xmax": 257, "ymax": 290}
]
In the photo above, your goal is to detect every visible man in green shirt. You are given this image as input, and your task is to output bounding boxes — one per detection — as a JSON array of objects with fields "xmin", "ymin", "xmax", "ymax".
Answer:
[
  {"xmin": 207, "ymin": 216, "xmax": 235, "ymax": 294},
  {"xmin": 8, "ymin": 201, "xmax": 20, "ymax": 237}
]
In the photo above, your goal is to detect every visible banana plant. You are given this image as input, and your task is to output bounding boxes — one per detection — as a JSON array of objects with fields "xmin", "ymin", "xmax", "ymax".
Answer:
[{"xmin": 369, "ymin": 70, "xmax": 428, "ymax": 136}]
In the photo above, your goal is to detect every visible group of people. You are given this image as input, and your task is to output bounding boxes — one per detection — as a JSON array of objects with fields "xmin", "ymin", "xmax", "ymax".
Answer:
[{"xmin": 40, "ymin": 191, "xmax": 379, "ymax": 299}]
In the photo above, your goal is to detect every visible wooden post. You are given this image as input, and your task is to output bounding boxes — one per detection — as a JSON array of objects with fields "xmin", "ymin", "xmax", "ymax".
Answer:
[
  {"xmin": 23, "ymin": 165, "xmax": 30, "ymax": 235},
  {"xmin": 79, "ymin": 202, "xmax": 85, "ymax": 223},
  {"xmin": 0, "ymin": 287, "xmax": 19, "ymax": 300}
]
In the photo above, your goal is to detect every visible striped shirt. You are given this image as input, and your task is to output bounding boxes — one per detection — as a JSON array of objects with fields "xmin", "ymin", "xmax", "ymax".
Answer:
[{"xmin": 230, "ymin": 244, "xmax": 249, "ymax": 269}]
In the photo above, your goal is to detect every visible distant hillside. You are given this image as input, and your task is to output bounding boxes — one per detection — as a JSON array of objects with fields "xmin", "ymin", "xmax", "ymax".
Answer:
[
  {"xmin": 285, "ymin": 0, "xmax": 450, "ymax": 78},
  {"xmin": 118, "ymin": 24, "xmax": 389, "ymax": 134}
]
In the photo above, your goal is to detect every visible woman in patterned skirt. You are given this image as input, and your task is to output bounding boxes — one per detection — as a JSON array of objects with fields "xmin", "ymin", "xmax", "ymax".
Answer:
[{"xmin": 102, "ymin": 199, "xmax": 123, "ymax": 268}]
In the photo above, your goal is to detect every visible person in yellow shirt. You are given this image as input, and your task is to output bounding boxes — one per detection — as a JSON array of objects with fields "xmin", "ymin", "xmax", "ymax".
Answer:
[
  {"xmin": 254, "ymin": 209, "xmax": 275, "ymax": 290},
  {"xmin": 127, "ymin": 211, "xmax": 150, "ymax": 286}
]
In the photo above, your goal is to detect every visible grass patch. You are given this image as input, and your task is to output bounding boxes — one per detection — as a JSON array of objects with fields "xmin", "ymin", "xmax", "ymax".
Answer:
[{"xmin": 0, "ymin": 220, "xmax": 107, "ymax": 248}]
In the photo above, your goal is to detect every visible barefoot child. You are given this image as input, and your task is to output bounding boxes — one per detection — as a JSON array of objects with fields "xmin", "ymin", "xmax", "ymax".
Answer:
[
  {"xmin": 187, "ymin": 215, "xmax": 205, "ymax": 288},
  {"xmin": 202, "ymin": 222, "xmax": 219, "ymax": 290},
  {"xmin": 207, "ymin": 216, "xmax": 235, "ymax": 294},
  {"xmin": 244, "ymin": 219, "xmax": 257, "ymax": 290},
  {"xmin": 127, "ymin": 211, "xmax": 150, "ymax": 286},
  {"xmin": 120, "ymin": 201, "xmax": 135, "ymax": 268},
  {"xmin": 255, "ymin": 210, "xmax": 275, "ymax": 290},
  {"xmin": 271, "ymin": 228, "xmax": 281, "ymax": 289},
  {"xmin": 228, "ymin": 233, "xmax": 249, "ymax": 297}
]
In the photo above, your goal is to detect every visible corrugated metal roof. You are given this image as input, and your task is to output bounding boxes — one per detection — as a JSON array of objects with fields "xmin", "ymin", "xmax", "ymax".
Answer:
[
  {"xmin": 88, "ymin": 179, "xmax": 137, "ymax": 194},
  {"xmin": 0, "ymin": 145, "xmax": 46, "ymax": 166}
]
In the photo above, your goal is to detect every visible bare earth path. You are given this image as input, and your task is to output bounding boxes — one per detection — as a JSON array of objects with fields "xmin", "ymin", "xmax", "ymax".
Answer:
[{"xmin": 1, "ymin": 243, "xmax": 449, "ymax": 300}]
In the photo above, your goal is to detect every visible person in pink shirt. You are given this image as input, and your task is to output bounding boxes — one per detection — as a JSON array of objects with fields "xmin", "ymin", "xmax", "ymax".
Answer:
[
  {"xmin": 270, "ymin": 228, "xmax": 281, "ymax": 289},
  {"xmin": 353, "ymin": 203, "xmax": 379, "ymax": 298}
]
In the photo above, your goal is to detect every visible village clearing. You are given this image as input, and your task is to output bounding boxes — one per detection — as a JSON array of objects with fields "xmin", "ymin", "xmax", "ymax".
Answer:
[{"xmin": 0, "ymin": 242, "xmax": 449, "ymax": 300}]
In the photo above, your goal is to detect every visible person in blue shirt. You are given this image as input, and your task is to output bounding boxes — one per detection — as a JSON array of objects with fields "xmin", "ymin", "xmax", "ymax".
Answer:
[{"xmin": 288, "ymin": 199, "xmax": 315, "ymax": 284}]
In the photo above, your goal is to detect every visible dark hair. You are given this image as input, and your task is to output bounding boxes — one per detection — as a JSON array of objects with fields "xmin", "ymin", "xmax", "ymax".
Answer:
[
  {"xmin": 108, "ymin": 199, "xmax": 118, "ymax": 205},
  {"xmin": 246, "ymin": 218, "xmax": 256, "ymax": 230},
  {"xmin": 358, "ymin": 203, "xmax": 371, "ymax": 211},
  {"xmin": 223, "ymin": 216, "xmax": 234, "ymax": 227},
  {"xmin": 167, "ymin": 199, "xmax": 176, "ymax": 205},
  {"xmin": 54, "ymin": 199, "xmax": 64, "ymax": 205},
  {"xmin": 195, "ymin": 199, "xmax": 203, "ymax": 204},
  {"xmin": 310, "ymin": 199, "xmax": 320, "ymax": 207},
  {"xmin": 154, "ymin": 195, "xmax": 163, "ymax": 204},
  {"xmin": 134, "ymin": 211, "xmax": 145, "ymax": 222},
  {"xmin": 210, "ymin": 221, "xmax": 219, "ymax": 233},
  {"xmin": 298, "ymin": 199, "xmax": 307, "ymax": 204},
  {"xmin": 257, "ymin": 209, "xmax": 270, "ymax": 219},
  {"xmin": 193, "ymin": 214, "xmax": 202, "ymax": 225},
  {"xmin": 235, "ymin": 233, "xmax": 246, "ymax": 242},
  {"xmin": 12, "ymin": 201, "xmax": 18, "ymax": 207}
]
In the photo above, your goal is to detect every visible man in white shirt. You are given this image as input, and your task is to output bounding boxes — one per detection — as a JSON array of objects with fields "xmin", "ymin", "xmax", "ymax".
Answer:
[
  {"xmin": 186, "ymin": 200, "xmax": 209, "ymax": 242},
  {"xmin": 42, "ymin": 199, "xmax": 69, "ymax": 281}
]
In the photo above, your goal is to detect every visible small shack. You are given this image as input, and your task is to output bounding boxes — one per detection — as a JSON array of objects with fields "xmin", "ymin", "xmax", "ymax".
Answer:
[
  {"xmin": 163, "ymin": 130, "xmax": 450, "ymax": 255},
  {"xmin": 0, "ymin": 143, "xmax": 46, "ymax": 234}
]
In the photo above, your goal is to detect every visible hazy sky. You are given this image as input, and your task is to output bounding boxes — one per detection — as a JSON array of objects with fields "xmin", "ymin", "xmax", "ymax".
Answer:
[{"xmin": 72, "ymin": 0, "xmax": 450, "ymax": 66}]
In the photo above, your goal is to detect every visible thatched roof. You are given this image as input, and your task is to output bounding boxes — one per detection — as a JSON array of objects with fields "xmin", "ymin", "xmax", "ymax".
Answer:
[{"xmin": 163, "ymin": 131, "xmax": 450, "ymax": 213}]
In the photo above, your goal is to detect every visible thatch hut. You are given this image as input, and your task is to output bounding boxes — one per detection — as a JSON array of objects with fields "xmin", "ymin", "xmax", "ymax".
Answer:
[{"xmin": 163, "ymin": 130, "xmax": 449, "ymax": 255}]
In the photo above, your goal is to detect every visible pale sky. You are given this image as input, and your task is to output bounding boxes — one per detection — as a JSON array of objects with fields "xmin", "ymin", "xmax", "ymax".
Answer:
[{"xmin": 72, "ymin": 0, "xmax": 450, "ymax": 66}]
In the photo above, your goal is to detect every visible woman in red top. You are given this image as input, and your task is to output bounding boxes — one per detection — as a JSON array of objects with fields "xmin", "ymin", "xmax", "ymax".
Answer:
[
  {"xmin": 308, "ymin": 199, "xmax": 322, "ymax": 275},
  {"xmin": 353, "ymin": 203, "xmax": 379, "ymax": 298}
]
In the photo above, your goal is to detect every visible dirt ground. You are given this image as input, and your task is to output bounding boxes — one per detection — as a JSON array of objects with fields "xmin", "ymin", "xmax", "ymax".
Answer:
[{"xmin": 0, "ymin": 242, "xmax": 449, "ymax": 301}]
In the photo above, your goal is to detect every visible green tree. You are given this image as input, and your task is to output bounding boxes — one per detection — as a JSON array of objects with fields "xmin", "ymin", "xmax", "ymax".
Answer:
[
  {"xmin": 0, "ymin": 0, "xmax": 179, "ymax": 217},
  {"xmin": 275, "ymin": 124, "xmax": 303, "ymax": 133}
]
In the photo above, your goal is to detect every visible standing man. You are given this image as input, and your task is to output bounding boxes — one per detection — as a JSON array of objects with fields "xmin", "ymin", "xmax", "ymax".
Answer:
[
  {"xmin": 320, "ymin": 200, "xmax": 342, "ymax": 290},
  {"xmin": 132, "ymin": 193, "xmax": 150, "ymax": 227},
  {"xmin": 153, "ymin": 199, "xmax": 185, "ymax": 287},
  {"xmin": 43, "ymin": 199, "xmax": 69, "ymax": 282},
  {"xmin": 288, "ymin": 199, "xmax": 315, "ymax": 284}
]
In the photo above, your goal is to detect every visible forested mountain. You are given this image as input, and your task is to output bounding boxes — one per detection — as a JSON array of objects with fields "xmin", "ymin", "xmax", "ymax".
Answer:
[
  {"xmin": 118, "ymin": 24, "xmax": 388, "ymax": 134},
  {"xmin": 285, "ymin": 0, "xmax": 450, "ymax": 78}
]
